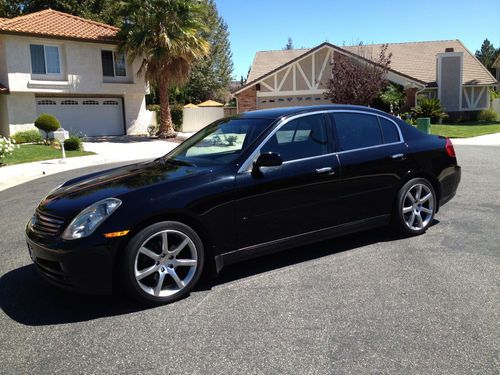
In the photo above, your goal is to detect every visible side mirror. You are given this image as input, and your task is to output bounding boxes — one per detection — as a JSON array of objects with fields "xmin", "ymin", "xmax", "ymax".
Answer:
[{"xmin": 252, "ymin": 152, "xmax": 282, "ymax": 175}]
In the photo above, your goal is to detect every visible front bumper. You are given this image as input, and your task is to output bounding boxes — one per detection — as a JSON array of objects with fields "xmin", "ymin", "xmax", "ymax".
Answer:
[{"xmin": 25, "ymin": 233, "xmax": 119, "ymax": 295}]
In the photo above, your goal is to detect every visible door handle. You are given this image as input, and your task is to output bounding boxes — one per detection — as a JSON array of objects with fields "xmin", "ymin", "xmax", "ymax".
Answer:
[
  {"xmin": 390, "ymin": 153, "xmax": 405, "ymax": 160},
  {"xmin": 315, "ymin": 167, "xmax": 335, "ymax": 175}
]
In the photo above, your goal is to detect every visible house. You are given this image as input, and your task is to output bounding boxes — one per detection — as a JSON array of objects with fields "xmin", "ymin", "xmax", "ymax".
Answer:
[
  {"xmin": 493, "ymin": 54, "xmax": 500, "ymax": 91},
  {"xmin": 0, "ymin": 9, "xmax": 154, "ymax": 137},
  {"xmin": 233, "ymin": 40, "xmax": 498, "ymax": 117}
]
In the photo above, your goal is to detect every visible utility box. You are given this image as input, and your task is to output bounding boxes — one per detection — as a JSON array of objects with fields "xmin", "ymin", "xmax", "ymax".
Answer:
[{"xmin": 416, "ymin": 118, "xmax": 431, "ymax": 134}]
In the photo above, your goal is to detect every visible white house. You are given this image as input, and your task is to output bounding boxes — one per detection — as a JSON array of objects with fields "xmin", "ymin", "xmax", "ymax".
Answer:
[{"xmin": 0, "ymin": 9, "xmax": 154, "ymax": 137}]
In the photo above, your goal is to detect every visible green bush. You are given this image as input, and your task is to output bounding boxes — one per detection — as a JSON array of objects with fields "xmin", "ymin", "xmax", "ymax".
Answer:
[
  {"xmin": 146, "ymin": 104, "xmax": 182, "ymax": 133},
  {"xmin": 64, "ymin": 136, "xmax": 83, "ymax": 151},
  {"xmin": 34, "ymin": 113, "xmax": 60, "ymax": 140},
  {"xmin": 412, "ymin": 98, "xmax": 448, "ymax": 123},
  {"xmin": 477, "ymin": 108, "xmax": 498, "ymax": 122},
  {"xmin": 12, "ymin": 129, "xmax": 43, "ymax": 144}
]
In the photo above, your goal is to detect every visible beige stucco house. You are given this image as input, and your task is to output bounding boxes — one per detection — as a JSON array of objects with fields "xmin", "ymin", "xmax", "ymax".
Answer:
[
  {"xmin": 0, "ymin": 9, "xmax": 154, "ymax": 137},
  {"xmin": 234, "ymin": 40, "xmax": 498, "ymax": 117}
]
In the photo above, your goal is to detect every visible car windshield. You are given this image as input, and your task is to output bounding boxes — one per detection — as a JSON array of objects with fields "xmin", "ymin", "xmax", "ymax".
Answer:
[{"xmin": 165, "ymin": 118, "xmax": 274, "ymax": 167}]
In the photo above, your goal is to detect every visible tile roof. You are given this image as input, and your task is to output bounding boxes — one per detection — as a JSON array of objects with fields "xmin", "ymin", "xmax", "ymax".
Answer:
[
  {"xmin": 245, "ymin": 40, "xmax": 496, "ymax": 88},
  {"xmin": 0, "ymin": 9, "xmax": 119, "ymax": 43}
]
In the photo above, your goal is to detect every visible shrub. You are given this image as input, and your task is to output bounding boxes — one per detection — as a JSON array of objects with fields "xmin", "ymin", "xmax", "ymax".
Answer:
[
  {"xmin": 412, "ymin": 98, "xmax": 448, "ymax": 123},
  {"xmin": 12, "ymin": 129, "xmax": 43, "ymax": 144},
  {"xmin": 0, "ymin": 136, "xmax": 19, "ymax": 164},
  {"xmin": 147, "ymin": 104, "xmax": 182, "ymax": 132},
  {"xmin": 64, "ymin": 136, "xmax": 83, "ymax": 151},
  {"xmin": 477, "ymin": 108, "xmax": 498, "ymax": 122},
  {"xmin": 34, "ymin": 113, "xmax": 60, "ymax": 141}
]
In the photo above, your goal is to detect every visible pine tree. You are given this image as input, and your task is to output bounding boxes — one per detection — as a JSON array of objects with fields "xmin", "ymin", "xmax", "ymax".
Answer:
[
  {"xmin": 184, "ymin": 0, "xmax": 233, "ymax": 103},
  {"xmin": 475, "ymin": 38, "xmax": 499, "ymax": 75},
  {"xmin": 284, "ymin": 37, "xmax": 293, "ymax": 50}
]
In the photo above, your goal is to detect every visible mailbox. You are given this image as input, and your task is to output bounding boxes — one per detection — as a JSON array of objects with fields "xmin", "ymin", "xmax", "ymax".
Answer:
[{"xmin": 53, "ymin": 128, "xmax": 69, "ymax": 142}]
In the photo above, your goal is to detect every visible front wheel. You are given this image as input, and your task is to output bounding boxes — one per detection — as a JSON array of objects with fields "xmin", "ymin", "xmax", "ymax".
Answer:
[
  {"xmin": 393, "ymin": 178, "xmax": 436, "ymax": 236},
  {"xmin": 121, "ymin": 221, "xmax": 204, "ymax": 305}
]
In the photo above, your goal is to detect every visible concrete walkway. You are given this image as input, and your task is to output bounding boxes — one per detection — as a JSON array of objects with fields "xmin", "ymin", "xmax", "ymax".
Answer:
[
  {"xmin": 451, "ymin": 132, "xmax": 500, "ymax": 146},
  {"xmin": 0, "ymin": 137, "xmax": 181, "ymax": 192}
]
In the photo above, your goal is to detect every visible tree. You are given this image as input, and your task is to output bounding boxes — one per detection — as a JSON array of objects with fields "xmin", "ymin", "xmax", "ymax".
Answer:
[
  {"xmin": 184, "ymin": 0, "xmax": 233, "ymax": 103},
  {"xmin": 324, "ymin": 44, "xmax": 392, "ymax": 106},
  {"xmin": 379, "ymin": 83, "xmax": 405, "ymax": 113},
  {"xmin": 118, "ymin": 0, "xmax": 209, "ymax": 138},
  {"xmin": 475, "ymin": 38, "xmax": 499, "ymax": 75},
  {"xmin": 284, "ymin": 37, "xmax": 293, "ymax": 50},
  {"xmin": 0, "ymin": 0, "xmax": 121, "ymax": 25}
]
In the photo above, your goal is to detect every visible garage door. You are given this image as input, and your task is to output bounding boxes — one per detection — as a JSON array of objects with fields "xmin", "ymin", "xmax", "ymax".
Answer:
[{"xmin": 36, "ymin": 97, "xmax": 124, "ymax": 137}]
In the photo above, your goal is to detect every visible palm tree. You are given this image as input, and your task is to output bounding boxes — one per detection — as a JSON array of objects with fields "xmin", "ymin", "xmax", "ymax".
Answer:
[{"xmin": 118, "ymin": 0, "xmax": 210, "ymax": 138}]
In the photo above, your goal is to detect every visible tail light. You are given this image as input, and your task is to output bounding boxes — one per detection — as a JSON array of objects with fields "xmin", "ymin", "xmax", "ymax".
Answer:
[{"xmin": 445, "ymin": 138, "xmax": 456, "ymax": 158}]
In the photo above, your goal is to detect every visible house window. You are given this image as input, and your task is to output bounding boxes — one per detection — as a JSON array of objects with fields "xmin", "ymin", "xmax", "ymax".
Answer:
[
  {"xmin": 103, "ymin": 100, "xmax": 119, "ymax": 105},
  {"xmin": 37, "ymin": 100, "xmax": 56, "ymax": 105},
  {"xmin": 101, "ymin": 50, "xmax": 127, "ymax": 77},
  {"xmin": 30, "ymin": 44, "xmax": 61, "ymax": 75},
  {"xmin": 61, "ymin": 100, "xmax": 78, "ymax": 105},
  {"xmin": 83, "ymin": 100, "xmax": 99, "ymax": 105}
]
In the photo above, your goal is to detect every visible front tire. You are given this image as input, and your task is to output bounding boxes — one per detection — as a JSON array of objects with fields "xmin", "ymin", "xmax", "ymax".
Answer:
[
  {"xmin": 394, "ymin": 178, "xmax": 436, "ymax": 236},
  {"xmin": 121, "ymin": 221, "xmax": 204, "ymax": 305}
]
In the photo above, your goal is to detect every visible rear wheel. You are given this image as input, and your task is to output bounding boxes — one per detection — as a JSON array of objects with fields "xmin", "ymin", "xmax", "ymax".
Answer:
[
  {"xmin": 394, "ymin": 178, "xmax": 436, "ymax": 236},
  {"xmin": 121, "ymin": 221, "xmax": 204, "ymax": 305}
]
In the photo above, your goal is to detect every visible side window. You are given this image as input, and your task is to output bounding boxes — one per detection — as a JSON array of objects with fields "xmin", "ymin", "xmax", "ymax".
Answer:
[
  {"xmin": 333, "ymin": 113, "xmax": 382, "ymax": 151},
  {"xmin": 379, "ymin": 117, "xmax": 400, "ymax": 144},
  {"xmin": 261, "ymin": 114, "xmax": 329, "ymax": 161}
]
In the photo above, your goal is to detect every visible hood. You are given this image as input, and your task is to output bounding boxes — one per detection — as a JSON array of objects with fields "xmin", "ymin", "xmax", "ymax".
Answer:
[{"xmin": 38, "ymin": 159, "xmax": 213, "ymax": 219}]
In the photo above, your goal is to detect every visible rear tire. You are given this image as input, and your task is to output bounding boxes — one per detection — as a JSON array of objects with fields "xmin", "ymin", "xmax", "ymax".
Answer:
[
  {"xmin": 393, "ymin": 178, "xmax": 436, "ymax": 236},
  {"xmin": 121, "ymin": 221, "xmax": 204, "ymax": 306}
]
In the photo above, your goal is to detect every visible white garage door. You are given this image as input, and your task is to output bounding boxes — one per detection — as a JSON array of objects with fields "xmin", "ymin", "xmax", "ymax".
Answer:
[{"xmin": 36, "ymin": 97, "xmax": 124, "ymax": 137}]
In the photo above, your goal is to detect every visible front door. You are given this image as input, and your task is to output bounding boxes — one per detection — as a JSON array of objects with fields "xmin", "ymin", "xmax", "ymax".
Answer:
[{"xmin": 234, "ymin": 113, "xmax": 341, "ymax": 249}]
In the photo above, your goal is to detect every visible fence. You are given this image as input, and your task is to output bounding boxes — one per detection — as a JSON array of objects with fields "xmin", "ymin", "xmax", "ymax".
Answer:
[{"xmin": 182, "ymin": 107, "xmax": 225, "ymax": 132}]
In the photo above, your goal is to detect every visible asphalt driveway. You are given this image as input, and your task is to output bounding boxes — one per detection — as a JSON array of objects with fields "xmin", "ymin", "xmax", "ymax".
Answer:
[{"xmin": 0, "ymin": 145, "xmax": 498, "ymax": 374}]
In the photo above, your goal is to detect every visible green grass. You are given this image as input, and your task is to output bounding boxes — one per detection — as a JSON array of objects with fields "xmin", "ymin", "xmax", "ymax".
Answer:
[
  {"xmin": 1, "ymin": 144, "xmax": 94, "ymax": 166},
  {"xmin": 430, "ymin": 122, "xmax": 500, "ymax": 138}
]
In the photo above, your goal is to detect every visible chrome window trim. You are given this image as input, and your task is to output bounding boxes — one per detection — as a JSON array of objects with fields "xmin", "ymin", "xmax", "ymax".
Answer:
[{"xmin": 237, "ymin": 109, "xmax": 405, "ymax": 173}]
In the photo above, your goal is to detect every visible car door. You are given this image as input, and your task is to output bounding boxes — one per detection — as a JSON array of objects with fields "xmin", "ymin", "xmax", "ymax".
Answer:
[
  {"xmin": 331, "ymin": 112, "xmax": 408, "ymax": 224},
  {"xmin": 234, "ymin": 113, "xmax": 341, "ymax": 249}
]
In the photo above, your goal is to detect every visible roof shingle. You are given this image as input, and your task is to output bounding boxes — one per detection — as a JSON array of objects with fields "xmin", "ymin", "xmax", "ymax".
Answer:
[
  {"xmin": 246, "ymin": 40, "xmax": 496, "ymax": 87},
  {"xmin": 0, "ymin": 9, "xmax": 118, "ymax": 43}
]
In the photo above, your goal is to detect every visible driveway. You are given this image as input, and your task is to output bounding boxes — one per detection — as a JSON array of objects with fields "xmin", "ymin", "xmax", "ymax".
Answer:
[{"xmin": 0, "ymin": 145, "xmax": 498, "ymax": 374}]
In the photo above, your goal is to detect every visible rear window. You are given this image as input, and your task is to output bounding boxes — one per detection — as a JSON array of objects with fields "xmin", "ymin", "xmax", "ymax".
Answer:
[
  {"xmin": 333, "ymin": 113, "xmax": 382, "ymax": 151},
  {"xmin": 379, "ymin": 117, "xmax": 400, "ymax": 144}
]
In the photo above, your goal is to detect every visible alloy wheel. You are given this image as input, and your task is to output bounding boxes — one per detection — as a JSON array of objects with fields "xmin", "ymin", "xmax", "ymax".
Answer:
[
  {"xmin": 134, "ymin": 229, "xmax": 198, "ymax": 297},
  {"xmin": 402, "ymin": 183, "xmax": 435, "ymax": 231}
]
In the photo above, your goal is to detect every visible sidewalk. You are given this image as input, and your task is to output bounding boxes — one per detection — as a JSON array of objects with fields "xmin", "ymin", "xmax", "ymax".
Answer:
[
  {"xmin": 451, "ymin": 132, "xmax": 500, "ymax": 146},
  {"xmin": 0, "ymin": 137, "xmax": 182, "ymax": 192}
]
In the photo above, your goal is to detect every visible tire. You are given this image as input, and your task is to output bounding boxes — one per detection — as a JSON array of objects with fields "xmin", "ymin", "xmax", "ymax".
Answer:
[
  {"xmin": 121, "ymin": 221, "xmax": 205, "ymax": 305},
  {"xmin": 393, "ymin": 178, "xmax": 436, "ymax": 236}
]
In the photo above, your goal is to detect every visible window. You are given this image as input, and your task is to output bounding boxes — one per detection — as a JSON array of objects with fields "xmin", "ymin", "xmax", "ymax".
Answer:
[
  {"xmin": 37, "ymin": 100, "xmax": 56, "ymax": 105},
  {"xmin": 83, "ymin": 100, "xmax": 99, "ymax": 105},
  {"xmin": 333, "ymin": 113, "xmax": 382, "ymax": 151},
  {"xmin": 379, "ymin": 117, "xmax": 400, "ymax": 144},
  {"xmin": 102, "ymin": 100, "xmax": 119, "ymax": 106},
  {"xmin": 101, "ymin": 50, "xmax": 127, "ymax": 77},
  {"xmin": 261, "ymin": 114, "xmax": 329, "ymax": 162},
  {"xmin": 61, "ymin": 100, "xmax": 78, "ymax": 105},
  {"xmin": 30, "ymin": 44, "xmax": 61, "ymax": 75}
]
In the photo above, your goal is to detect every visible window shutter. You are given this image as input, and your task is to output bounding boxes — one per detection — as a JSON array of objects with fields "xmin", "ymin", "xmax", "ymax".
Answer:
[
  {"xmin": 101, "ymin": 50, "xmax": 114, "ymax": 77},
  {"xmin": 30, "ymin": 44, "xmax": 46, "ymax": 74}
]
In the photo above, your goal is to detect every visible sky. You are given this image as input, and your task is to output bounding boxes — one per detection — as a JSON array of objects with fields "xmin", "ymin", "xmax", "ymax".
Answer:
[{"xmin": 215, "ymin": 0, "xmax": 500, "ymax": 80}]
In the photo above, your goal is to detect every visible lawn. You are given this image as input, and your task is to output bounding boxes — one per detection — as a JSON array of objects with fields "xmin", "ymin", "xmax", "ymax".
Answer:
[
  {"xmin": 430, "ymin": 122, "xmax": 500, "ymax": 138},
  {"xmin": 1, "ymin": 144, "xmax": 94, "ymax": 166}
]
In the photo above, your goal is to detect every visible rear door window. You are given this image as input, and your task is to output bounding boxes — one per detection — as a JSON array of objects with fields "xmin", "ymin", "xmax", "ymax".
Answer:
[
  {"xmin": 379, "ymin": 117, "xmax": 400, "ymax": 144},
  {"xmin": 332, "ymin": 113, "xmax": 383, "ymax": 151}
]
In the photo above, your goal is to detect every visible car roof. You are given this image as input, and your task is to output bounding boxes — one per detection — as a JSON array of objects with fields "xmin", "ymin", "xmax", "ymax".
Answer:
[{"xmin": 238, "ymin": 105, "xmax": 391, "ymax": 119}]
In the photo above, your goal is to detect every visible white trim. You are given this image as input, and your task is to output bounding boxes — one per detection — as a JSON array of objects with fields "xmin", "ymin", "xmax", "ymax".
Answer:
[
  {"xmin": 296, "ymin": 61, "xmax": 312, "ymax": 89},
  {"xmin": 316, "ymin": 49, "xmax": 330, "ymax": 89},
  {"xmin": 260, "ymin": 80, "xmax": 274, "ymax": 92},
  {"xmin": 312, "ymin": 53, "xmax": 315, "ymax": 87},
  {"xmin": 257, "ymin": 89, "xmax": 325, "ymax": 97},
  {"xmin": 292, "ymin": 64, "xmax": 296, "ymax": 91},
  {"xmin": 277, "ymin": 66, "xmax": 292, "ymax": 91},
  {"xmin": 463, "ymin": 87, "xmax": 472, "ymax": 108}
]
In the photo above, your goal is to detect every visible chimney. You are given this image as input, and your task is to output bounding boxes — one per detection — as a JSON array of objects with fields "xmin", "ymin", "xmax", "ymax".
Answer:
[{"xmin": 436, "ymin": 49, "xmax": 463, "ymax": 112}]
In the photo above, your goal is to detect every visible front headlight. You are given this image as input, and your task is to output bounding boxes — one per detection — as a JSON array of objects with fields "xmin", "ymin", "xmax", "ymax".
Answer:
[{"xmin": 61, "ymin": 198, "xmax": 122, "ymax": 240}]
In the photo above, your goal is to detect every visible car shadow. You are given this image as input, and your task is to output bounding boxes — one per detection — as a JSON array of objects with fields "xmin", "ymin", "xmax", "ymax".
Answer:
[{"xmin": 1, "ymin": 223, "xmax": 437, "ymax": 327}]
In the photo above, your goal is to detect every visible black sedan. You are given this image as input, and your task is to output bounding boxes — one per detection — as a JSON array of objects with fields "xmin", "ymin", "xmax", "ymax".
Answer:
[{"xmin": 26, "ymin": 105, "xmax": 461, "ymax": 305}]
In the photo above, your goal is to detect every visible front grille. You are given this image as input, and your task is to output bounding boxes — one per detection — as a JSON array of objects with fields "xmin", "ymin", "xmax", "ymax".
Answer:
[{"xmin": 31, "ymin": 209, "xmax": 65, "ymax": 236}]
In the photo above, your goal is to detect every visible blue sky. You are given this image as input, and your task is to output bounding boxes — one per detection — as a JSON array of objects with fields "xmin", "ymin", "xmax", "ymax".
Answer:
[{"xmin": 215, "ymin": 0, "xmax": 500, "ymax": 80}]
